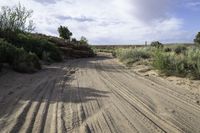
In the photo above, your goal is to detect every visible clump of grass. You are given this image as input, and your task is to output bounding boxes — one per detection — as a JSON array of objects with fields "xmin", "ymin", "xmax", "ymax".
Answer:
[{"xmin": 114, "ymin": 47, "xmax": 152, "ymax": 66}]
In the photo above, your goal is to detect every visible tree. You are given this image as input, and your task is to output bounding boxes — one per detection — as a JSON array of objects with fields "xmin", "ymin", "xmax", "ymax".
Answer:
[
  {"xmin": 0, "ymin": 3, "xmax": 35, "ymax": 33},
  {"xmin": 151, "ymin": 41, "xmax": 163, "ymax": 48},
  {"xmin": 80, "ymin": 36, "xmax": 88, "ymax": 45},
  {"xmin": 194, "ymin": 32, "xmax": 200, "ymax": 46},
  {"xmin": 71, "ymin": 38, "xmax": 77, "ymax": 43},
  {"xmin": 58, "ymin": 26, "xmax": 72, "ymax": 40}
]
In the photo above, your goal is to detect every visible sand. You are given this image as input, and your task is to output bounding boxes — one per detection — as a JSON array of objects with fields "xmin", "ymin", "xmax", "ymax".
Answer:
[{"xmin": 0, "ymin": 53, "xmax": 200, "ymax": 133}]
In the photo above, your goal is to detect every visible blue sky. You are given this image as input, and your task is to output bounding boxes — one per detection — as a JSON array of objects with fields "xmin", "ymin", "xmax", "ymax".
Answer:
[{"xmin": 0, "ymin": 0, "xmax": 200, "ymax": 44}]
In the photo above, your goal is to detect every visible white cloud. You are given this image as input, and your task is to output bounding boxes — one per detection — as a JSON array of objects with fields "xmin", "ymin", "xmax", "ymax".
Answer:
[
  {"xmin": 0, "ymin": 0, "xmax": 190, "ymax": 44},
  {"xmin": 185, "ymin": 0, "xmax": 200, "ymax": 10}
]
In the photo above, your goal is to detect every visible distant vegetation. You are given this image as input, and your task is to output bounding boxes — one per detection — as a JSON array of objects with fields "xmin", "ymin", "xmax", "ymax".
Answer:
[
  {"xmin": 113, "ymin": 48, "xmax": 151, "ymax": 66},
  {"xmin": 113, "ymin": 38, "xmax": 200, "ymax": 79},
  {"xmin": 0, "ymin": 4, "xmax": 95, "ymax": 73}
]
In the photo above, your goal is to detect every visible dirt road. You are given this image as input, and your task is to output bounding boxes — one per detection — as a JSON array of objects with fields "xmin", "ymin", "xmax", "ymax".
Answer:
[{"xmin": 0, "ymin": 54, "xmax": 200, "ymax": 133}]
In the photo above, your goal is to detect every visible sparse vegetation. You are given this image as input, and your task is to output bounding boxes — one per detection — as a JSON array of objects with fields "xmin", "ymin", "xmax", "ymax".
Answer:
[
  {"xmin": 152, "ymin": 47, "xmax": 200, "ymax": 79},
  {"xmin": 114, "ymin": 48, "xmax": 151, "ymax": 66},
  {"xmin": 113, "ymin": 39, "xmax": 200, "ymax": 79}
]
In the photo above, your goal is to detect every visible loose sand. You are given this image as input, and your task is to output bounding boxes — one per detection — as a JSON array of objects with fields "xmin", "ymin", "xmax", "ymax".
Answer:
[{"xmin": 0, "ymin": 54, "xmax": 200, "ymax": 133}]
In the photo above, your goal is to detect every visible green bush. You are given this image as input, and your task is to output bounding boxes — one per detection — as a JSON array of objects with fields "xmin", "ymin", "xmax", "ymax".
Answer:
[
  {"xmin": 0, "ymin": 39, "xmax": 41, "ymax": 73},
  {"xmin": 186, "ymin": 48, "xmax": 200, "ymax": 78},
  {"xmin": 151, "ymin": 41, "xmax": 163, "ymax": 48},
  {"xmin": 174, "ymin": 45, "xmax": 187, "ymax": 54},
  {"xmin": 12, "ymin": 50, "xmax": 41, "ymax": 73},
  {"xmin": 72, "ymin": 43, "xmax": 95, "ymax": 57},
  {"xmin": 153, "ymin": 50, "xmax": 187, "ymax": 76},
  {"xmin": 13, "ymin": 33, "xmax": 63, "ymax": 62},
  {"xmin": 0, "ymin": 39, "xmax": 17, "ymax": 64},
  {"xmin": 152, "ymin": 48, "xmax": 200, "ymax": 79},
  {"xmin": 115, "ymin": 48, "xmax": 151, "ymax": 65},
  {"xmin": 164, "ymin": 47, "xmax": 172, "ymax": 52}
]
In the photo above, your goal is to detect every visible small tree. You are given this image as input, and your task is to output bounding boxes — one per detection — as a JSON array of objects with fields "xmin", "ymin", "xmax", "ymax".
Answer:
[
  {"xmin": 80, "ymin": 36, "xmax": 88, "ymax": 45},
  {"xmin": 58, "ymin": 26, "xmax": 72, "ymax": 41},
  {"xmin": 151, "ymin": 41, "xmax": 163, "ymax": 48},
  {"xmin": 194, "ymin": 32, "xmax": 200, "ymax": 46}
]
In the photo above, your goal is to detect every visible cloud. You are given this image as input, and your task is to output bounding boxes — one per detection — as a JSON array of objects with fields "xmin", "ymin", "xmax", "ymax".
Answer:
[
  {"xmin": 32, "ymin": 0, "xmax": 57, "ymax": 4},
  {"xmin": 185, "ymin": 1, "xmax": 200, "ymax": 9},
  {"xmin": 0, "ymin": 0, "xmax": 194, "ymax": 44},
  {"xmin": 56, "ymin": 15, "xmax": 95, "ymax": 22},
  {"xmin": 130, "ymin": 0, "xmax": 172, "ymax": 21},
  {"xmin": 32, "ymin": 0, "xmax": 73, "ymax": 5}
]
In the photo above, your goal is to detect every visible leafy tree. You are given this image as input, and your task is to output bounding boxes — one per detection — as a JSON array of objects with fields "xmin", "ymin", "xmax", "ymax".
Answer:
[
  {"xmin": 194, "ymin": 32, "xmax": 200, "ymax": 46},
  {"xmin": 58, "ymin": 26, "xmax": 72, "ymax": 40},
  {"xmin": 0, "ymin": 3, "xmax": 35, "ymax": 32}
]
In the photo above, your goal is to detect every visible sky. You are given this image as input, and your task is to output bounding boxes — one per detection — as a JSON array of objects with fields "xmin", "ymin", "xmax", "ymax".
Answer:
[{"xmin": 0, "ymin": 0, "xmax": 200, "ymax": 45}]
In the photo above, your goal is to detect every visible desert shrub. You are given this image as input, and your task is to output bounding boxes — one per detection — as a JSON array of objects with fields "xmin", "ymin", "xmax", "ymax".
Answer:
[
  {"xmin": 152, "ymin": 48, "xmax": 200, "ymax": 79},
  {"xmin": 153, "ymin": 50, "xmax": 187, "ymax": 76},
  {"xmin": 115, "ymin": 48, "xmax": 151, "ymax": 65},
  {"xmin": 72, "ymin": 43, "xmax": 95, "ymax": 57},
  {"xmin": 0, "ymin": 39, "xmax": 17, "ymax": 64},
  {"xmin": 152, "ymin": 50, "xmax": 167, "ymax": 71},
  {"xmin": 164, "ymin": 47, "xmax": 172, "ymax": 52},
  {"xmin": 174, "ymin": 45, "xmax": 187, "ymax": 54},
  {"xmin": 93, "ymin": 48, "xmax": 113, "ymax": 53},
  {"xmin": 42, "ymin": 51, "xmax": 51, "ymax": 62},
  {"xmin": 151, "ymin": 41, "xmax": 163, "ymax": 48},
  {"xmin": 186, "ymin": 48, "xmax": 200, "ymax": 78},
  {"xmin": 112, "ymin": 51, "xmax": 117, "ymax": 57},
  {"xmin": 0, "ymin": 39, "xmax": 41, "ymax": 73},
  {"xmin": 13, "ymin": 33, "xmax": 62, "ymax": 62},
  {"xmin": 12, "ymin": 50, "xmax": 41, "ymax": 73}
]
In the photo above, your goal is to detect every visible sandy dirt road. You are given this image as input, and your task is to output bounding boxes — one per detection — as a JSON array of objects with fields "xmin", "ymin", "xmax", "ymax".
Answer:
[{"xmin": 0, "ymin": 54, "xmax": 200, "ymax": 133}]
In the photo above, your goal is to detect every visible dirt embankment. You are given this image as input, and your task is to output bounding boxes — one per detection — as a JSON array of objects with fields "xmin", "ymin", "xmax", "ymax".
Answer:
[{"xmin": 0, "ymin": 54, "xmax": 200, "ymax": 133}]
